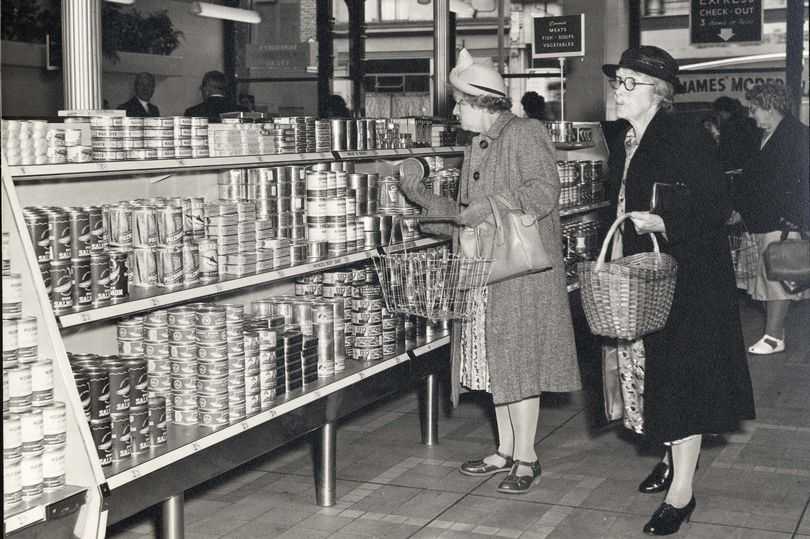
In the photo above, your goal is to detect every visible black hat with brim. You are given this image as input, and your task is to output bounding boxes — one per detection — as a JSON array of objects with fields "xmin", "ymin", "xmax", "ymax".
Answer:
[{"xmin": 603, "ymin": 46, "xmax": 679, "ymax": 87}]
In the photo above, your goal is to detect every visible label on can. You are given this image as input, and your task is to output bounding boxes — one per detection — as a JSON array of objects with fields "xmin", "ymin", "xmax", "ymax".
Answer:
[
  {"xmin": 90, "ymin": 253, "xmax": 111, "ymax": 304},
  {"xmin": 130, "ymin": 406, "xmax": 150, "ymax": 453},
  {"xmin": 110, "ymin": 413, "xmax": 132, "ymax": 461},
  {"xmin": 108, "ymin": 250, "xmax": 129, "ymax": 299},
  {"xmin": 90, "ymin": 418, "xmax": 112, "ymax": 466},
  {"xmin": 50, "ymin": 261, "xmax": 74, "ymax": 312}
]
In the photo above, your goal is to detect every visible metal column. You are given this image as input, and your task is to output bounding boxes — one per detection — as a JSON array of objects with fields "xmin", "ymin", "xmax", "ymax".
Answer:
[
  {"xmin": 433, "ymin": 0, "xmax": 451, "ymax": 119},
  {"xmin": 315, "ymin": 422, "xmax": 337, "ymax": 506},
  {"xmin": 422, "ymin": 374, "xmax": 439, "ymax": 446},
  {"xmin": 317, "ymin": 0, "xmax": 334, "ymax": 119},
  {"xmin": 61, "ymin": 0, "xmax": 103, "ymax": 110},
  {"xmin": 347, "ymin": 0, "xmax": 366, "ymax": 116},
  {"xmin": 785, "ymin": 0, "xmax": 805, "ymax": 118},
  {"xmin": 161, "ymin": 494, "xmax": 185, "ymax": 539}
]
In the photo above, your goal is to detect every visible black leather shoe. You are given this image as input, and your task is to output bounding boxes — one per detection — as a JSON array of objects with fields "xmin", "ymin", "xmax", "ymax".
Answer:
[
  {"xmin": 643, "ymin": 497, "xmax": 696, "ymax": 536},
  {"xmin": 496, "ymin": 460, "xmax": 541, "ymax": 494},
  {"xmin": 639, "ymin": 461, "xmax": 672, "ymax": 494},
  {"xmin": 459, "ymin": 451, "xmax": 514, "ymax": 477}
]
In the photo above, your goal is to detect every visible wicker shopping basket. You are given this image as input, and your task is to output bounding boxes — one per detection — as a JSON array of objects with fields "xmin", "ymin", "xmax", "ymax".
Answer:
[{"xmin": 577, "ymin": 214, "xmax": 678, "ymax": 340}]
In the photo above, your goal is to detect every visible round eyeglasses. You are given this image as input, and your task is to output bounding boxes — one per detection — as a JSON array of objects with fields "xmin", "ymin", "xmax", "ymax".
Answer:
[{"xmin": 609, "ymin": 76, "xmax": 656, "ymax": 92}]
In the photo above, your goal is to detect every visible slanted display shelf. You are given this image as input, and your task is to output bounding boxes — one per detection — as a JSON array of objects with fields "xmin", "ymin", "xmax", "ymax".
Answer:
[{"xmin": 3, "ymin": 486, "xmax": 87, "ymax": 535}]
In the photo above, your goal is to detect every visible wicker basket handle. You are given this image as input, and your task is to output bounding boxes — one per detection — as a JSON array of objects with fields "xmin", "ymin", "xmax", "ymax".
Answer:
[{"xmin": 595, "ymin": 214, "xmax": 661, "ymax": 271}]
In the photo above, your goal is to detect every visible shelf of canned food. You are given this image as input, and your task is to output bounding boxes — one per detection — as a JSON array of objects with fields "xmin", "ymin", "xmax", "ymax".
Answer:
[
  {"xmin": 99, "ymin": 334, "xmax": 448, "ymax": 489},
  {"xmin": 52, "ymin": 237, "xmax": 446, "ymax": 328},
  {"xmin": 3, "ymin": 484, "xmax": 87, "ymax": 534},
  {"xmin": 6, "ymin": 147, "xmax": 465, "ymax": 182}
]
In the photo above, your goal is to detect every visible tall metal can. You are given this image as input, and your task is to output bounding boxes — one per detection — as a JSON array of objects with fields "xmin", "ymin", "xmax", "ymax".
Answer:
[
  {"xmin": 67, "ymin": 208, "xmax": 92, "ymax": 257},
  {"xmin": 70, "ymin": 256, "xmax": 93, "ymax": 308},
  {"xmin": 49, "ymin": 260, "xmax": 73, "ymax": 313},
  {"xmin": 106, "ymin": 203, "xmax": 133, "ymax": 249},
  {"xmin": 155, "ymin": 244, "xmax": 184, "ymax": 288},
  {"xmin": 84, "ymin": 206, "xmax": 106, "ymax": 252},
  {"xmin": 131, "ymin": 204, "xmax": 158, "ymax": 248},
  {"xmin": 182, "ymin": 239, "xmax": 200, "ymax": 284},
  {"xmin": 48, "ymin": 209, "xmax": 72, "ymax": 261},
  {"xmin": 90, "ymin": 252, "xmax": 111, "ymax": 305},
  {"xmin": 156, "ymin": 205, "xmax": 184, "ymax": 245},
  {"xmin": 108, "ymin": 250, "xmax": 130, "ymax": 301}
]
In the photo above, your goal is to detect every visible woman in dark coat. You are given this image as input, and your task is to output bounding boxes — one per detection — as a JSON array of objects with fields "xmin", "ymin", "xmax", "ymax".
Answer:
[
  {"xmin": 734, "ymin": 82, "xmax": 810, "ymax": 355},
  {"xmin": 602, "ymin": 46, "xmax": 755, "ymax": 535}
]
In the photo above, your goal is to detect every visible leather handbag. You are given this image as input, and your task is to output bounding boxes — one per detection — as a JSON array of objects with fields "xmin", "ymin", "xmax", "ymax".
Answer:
[
  {"xmin": 763, "ymin": 229, "xmax": 810, "ymax": 294},
  {"xmin": 458, "ymin": 195, "xmax": 552, "ymax": 284}
]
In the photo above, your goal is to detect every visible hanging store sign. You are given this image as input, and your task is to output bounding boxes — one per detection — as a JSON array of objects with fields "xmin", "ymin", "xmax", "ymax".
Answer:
[
  {"xmin": 690, "ymin": 0, "xmax": 763, "ymax": 45},
  {"xmin": 675, "ymin": 70, "xmax": 791, "ymax": 103},
  {"xmin": 532, "ymin": 14, "xmax": 585, "ymax": 59}
]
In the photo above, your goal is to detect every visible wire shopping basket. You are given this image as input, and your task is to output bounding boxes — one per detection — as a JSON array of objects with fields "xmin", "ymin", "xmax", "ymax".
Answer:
[
  {"xmin": 728, "ymin": 222, "xmax": 758, "ymax": 284},
  {"xmin": 371, "ymin": 217, "xmax": 493, "ymax": 321}
]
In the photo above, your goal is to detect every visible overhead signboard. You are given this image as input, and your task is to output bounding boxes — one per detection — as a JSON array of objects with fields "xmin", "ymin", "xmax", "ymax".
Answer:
[
  {"xmin": 676, "ymin": 70, "xmax": 791, "ymax": 103},
  {"xmin": 690, "ymin": 0, "xmax": 763, "ymax": 44},
  {"xmin": 532, "ymin": 15, "xmax": 585, "ymax": 59}
]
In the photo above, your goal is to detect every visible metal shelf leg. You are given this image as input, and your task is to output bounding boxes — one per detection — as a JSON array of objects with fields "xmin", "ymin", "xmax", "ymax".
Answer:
[
  {"xmin": 315, "ymin": 421, "xmax": 336, "ymax": 507},
  {"xmin": 161, "ymin": 493, "xmax": 184, "ymax": 539},
  {"xmin": 422, "ymin": 373, "xmax": 439, "ymax": 446}
]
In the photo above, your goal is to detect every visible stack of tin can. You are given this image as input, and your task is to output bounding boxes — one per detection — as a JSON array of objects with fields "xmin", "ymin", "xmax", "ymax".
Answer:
[
  {"xmin": 208, "ymin": 123, "xmax": 264, "ymax": 157},
  {"xmin": 168, "ymin": 306, "xmax": 197, "ymax": 426},
  {"xmin": 204, "ymin": 200, "xmax": 237, "ymax": 278},
  {"xmin": 68, "ymin": 352, "xmax": 167, "ymax": 466},
  {"xmin": 351, "ymin": 266, "xmax": 385, "ymax": 361},
  {"xmin": 144, "ymin": 310, "xmax": 171, "ymax": 416},
  {"xmin": 195, "ymin": 305, "xmax": 229, "ymax": 430},
  {"xmin": 223, "ymin": 305, "xmax": 246, "ymax": 422},
  {"xmin": 1, "ymin": 119, "xmax": 78, "ymax": 165},
  {"xmin": 3, "ymin": 375, "xmax": 67, "ymax": 511},
  {"xmin": 274, "ymin": 117, "xmax": 314, "ymax": 153},
  {"xmin": 242, "ymin": 329, "xmax": 261, "ymax": 415},
  {"xmin": 315, "ymin": 120, "xmax": 332, "ymax": 152},
  {"xmin": 322, "ymin": 270, "xmax": 354, "ymax": 363},
  {"xmin": 255, "ymin": 324, "xmax": 279, "ymax": 410}
]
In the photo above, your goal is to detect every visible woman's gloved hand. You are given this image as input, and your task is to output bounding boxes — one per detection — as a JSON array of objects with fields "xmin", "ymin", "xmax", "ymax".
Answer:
[
  {"xmin": 457, "ymin": 199, "xmax": 493, "ymax": 228},
  {"xmin": 399, "ymin": 158, "xmax": 429, "ymax": 206}
]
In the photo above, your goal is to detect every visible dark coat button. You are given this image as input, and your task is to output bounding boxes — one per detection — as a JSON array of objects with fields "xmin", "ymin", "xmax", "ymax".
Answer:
[
  {"xmin": 479, "ymin": 140, "xmax": 489, "ymax": 149},
  {"xmin": 473, "ymin": 171, "xmax": 480, "ymax": 180}
]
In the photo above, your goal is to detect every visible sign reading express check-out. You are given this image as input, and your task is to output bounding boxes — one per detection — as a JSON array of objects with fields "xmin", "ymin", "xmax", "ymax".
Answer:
[{"xmin": 690, "ymin": 0, "xmax": 763, "ymax": 44}]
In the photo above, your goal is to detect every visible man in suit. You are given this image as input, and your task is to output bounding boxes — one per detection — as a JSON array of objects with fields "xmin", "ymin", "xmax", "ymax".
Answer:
[
  {"xmin": 118, "ymin": 72, "xmax": 160, "ymax": 117},
  {"xmin": 184, "ymin": 71, "xmax": 245, "ymax": 122}
]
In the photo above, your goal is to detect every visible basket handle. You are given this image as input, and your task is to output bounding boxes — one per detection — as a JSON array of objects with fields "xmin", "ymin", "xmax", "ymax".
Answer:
[{"xmin": 595, "ymin": 214, "xmax": 661, "ymax": 270}]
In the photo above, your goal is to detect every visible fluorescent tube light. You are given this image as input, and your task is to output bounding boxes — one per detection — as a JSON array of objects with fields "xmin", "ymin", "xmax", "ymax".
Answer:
[
  {"xmin": 190, "ymin": 2, "xmax": 262, "ymax": 24},
  {"xmin": 680, "ymin": 53, "xmax": 789, "ymax": 71},
  {"xmin": 105, "ymin": 0, "xmax": 136, "ymax": 4}
]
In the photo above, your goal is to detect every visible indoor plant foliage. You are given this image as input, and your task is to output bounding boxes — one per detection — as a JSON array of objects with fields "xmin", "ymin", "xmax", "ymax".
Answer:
[{"xmin": 1, "ymin": 0, "xmax": 183, "ymax": 61}]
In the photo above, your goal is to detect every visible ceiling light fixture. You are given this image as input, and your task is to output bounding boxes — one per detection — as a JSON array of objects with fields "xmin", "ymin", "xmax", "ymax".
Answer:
[
  {"xmin": 105, "ymin": 0, "xmax": 136, "ymax": 4},
  {"xmin": 189, "ymin": 2, "xmax": 262, "ymax": 24}
]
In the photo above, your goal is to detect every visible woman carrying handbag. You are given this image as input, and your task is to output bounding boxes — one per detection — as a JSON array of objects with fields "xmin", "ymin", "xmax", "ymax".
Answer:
[
  {"xmin": 399, "ymin": 49, "xmax": 581, "ymax": 495},
  {"xmin": 601, "ymin": 46, "xmax": 755, "ymax": 535}
]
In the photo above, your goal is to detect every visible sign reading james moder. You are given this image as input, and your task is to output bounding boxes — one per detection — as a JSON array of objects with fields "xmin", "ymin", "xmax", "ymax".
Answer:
[
  {"xmin": 690, "ymin": 0, "xmax": 763, "ymax": 44},
  {"xmin": 532, "ymin": 15, "xmax": 586, "ymax": 59}
]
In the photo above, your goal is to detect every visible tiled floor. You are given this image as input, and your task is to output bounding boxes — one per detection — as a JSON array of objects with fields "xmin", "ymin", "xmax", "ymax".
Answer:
[{"xmin": 107, "ymin": 296, "xmax": 810, "ymax": 538}]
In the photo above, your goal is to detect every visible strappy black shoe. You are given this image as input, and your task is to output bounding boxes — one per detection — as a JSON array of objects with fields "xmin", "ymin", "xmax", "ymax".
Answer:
[
  {"xmin": 459, "ymin": 451, "xmax": 514, "ymax": 477},
  {"xmin": 639, "ymin": 461, "xmax": 672, "ymax": 493},
  {"xmin": 496, "ymin": 460, "xmax": 541, "ymax": 494},
  {"xmin": 643, "ymin": 497, "xmax": 696, "ymax": 536}
]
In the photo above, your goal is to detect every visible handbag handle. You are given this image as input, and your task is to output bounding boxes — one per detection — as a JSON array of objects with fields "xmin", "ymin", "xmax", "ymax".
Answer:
[{"xmin": 595, "ymin": 214, "xmax": 661, "ymax": 271}]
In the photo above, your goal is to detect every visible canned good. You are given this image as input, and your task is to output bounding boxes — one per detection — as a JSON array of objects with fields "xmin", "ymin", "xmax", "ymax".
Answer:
[
  {"xmin": 148, "ymin": 397, "xmax": 167, "ymax": 446},
  {"xmin": 42, "ymin": 402, "xmax": 67, "ymax": 445},
  {"xmin": 19, "ymin": 408, "xmax": 44, "ymax": 452},
  {"xmin": 198, "ymin": 238, "xmax": 218, "ymax": 281},
  {"xmin": 156, "ymin": 243, "xmax": 184, "ymax": 288},
  {"xmin": 132, "ymin": 205, "xmax": 158, "ymax": 248},
  {"xmin": 107, "ymin": 250, "xmax": 130, "ymax": 300},
  {"xmin": 4, "ymin": 415, "xmax": 22, "ymax": 459},
  {"xmin": 24, "ymin": 212, "xmax": 51, "ymax": 263},
  {"xmin": 85, "ymin": 367, "xmax": 111, "ymax": 420},
  {"xmin": 173, "ymin": 408, "xmax": 198, "ymax": 425},
  {"xmin": 106, "ymin": 361, "xmax": 131, "ymax": 414},
  {"xmin": 73, "ymin": 371, "xmax": 91, "ymax": 419},
  {"xmin": 132, "ymin": 246, "xmax": 156, "ymax": 287},
  {"xmin": 30, "ymin": 360, "xmax": 54, "ymax": 406},
  {"xmin": 49, "ymin": 260, "xmax": 74, "ymax": 313},
  {"xmin": 48, "ymin": 210, "xmax": 72, "ymax": 261},
  {"xmin": 106, "ymin": 204, "xmax": 133, "ymax": 248},
  {"xmin": 198, "ymin": 409, "xmax": 229, "ymax": 428},
  {"xmin": 20, "ymin": 451, "xmax": 44, "ymax": 500},
  {"xmin": 130, "ymin": 406, "xmax": 150, "ymax": 454},
  {"xmin": 42, "ymin": 444, "xmax": 66, "ymax": 490},
  {"xmin": 68, "ymin": 209, "xmax": 92, "ymax": 257},
  {"xmin": 70, "ymin": 256, "xmax": 92, "ymax": 307},
  {"xmin": 89, "ymin": 417, "xmax": 112, "ymax": 466},
  {"xmin": 110, "ymin": 412, "xmax": 132, "ymax": 461},
  {"xmin": 126, "ymin": 358, "xmax": 148, "ymax": 407}
]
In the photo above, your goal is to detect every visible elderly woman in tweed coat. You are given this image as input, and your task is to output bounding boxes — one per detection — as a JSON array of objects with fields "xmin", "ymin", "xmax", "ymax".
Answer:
[{"xmin": 400, "ymin": 49, "xmax": 580, "ymax": 494}]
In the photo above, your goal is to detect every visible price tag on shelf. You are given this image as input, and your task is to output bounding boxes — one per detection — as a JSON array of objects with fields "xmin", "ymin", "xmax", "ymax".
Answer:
[
  {"xmin": 214, "ymin": 284, "xmax": 224, "ymax": 294},
  {"xmin": 80, "ymin": 313, "xmax": 92, "ymax": 323},
  {"xmin": 364, "ymin": 150, "xmax": 380, "ymax": 157},
  {"xmin": 150, "ymin": 298, "xmax": 160, "ymax": 307},
  {"xmin": 267, "ymin": 410, "xmax": 277, "ymax": 419},
  {"xmin": 240, "ymin": 420, "xmax": 251, "ymax": 431},
  {"xmin": 192, "ymin": 442, "xmax": 201, "ymax": 452},
  {"xmin": 410, "ymin": 147, "xmax": 433, "ymax": 155},
  {"xmin": 5, "ymin": 506, "xmax": 45, "ymax": 532},
  {"xmin": 312, "ymin": 390, "xmax": 322, "ymax": 399},
  {"xmin": 131, "ymin": 468, "xmax": 142, "ymax": 480},
  {"xmin": 394, "ymin": 149, "xmax": 412, "ymax": 156}
]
